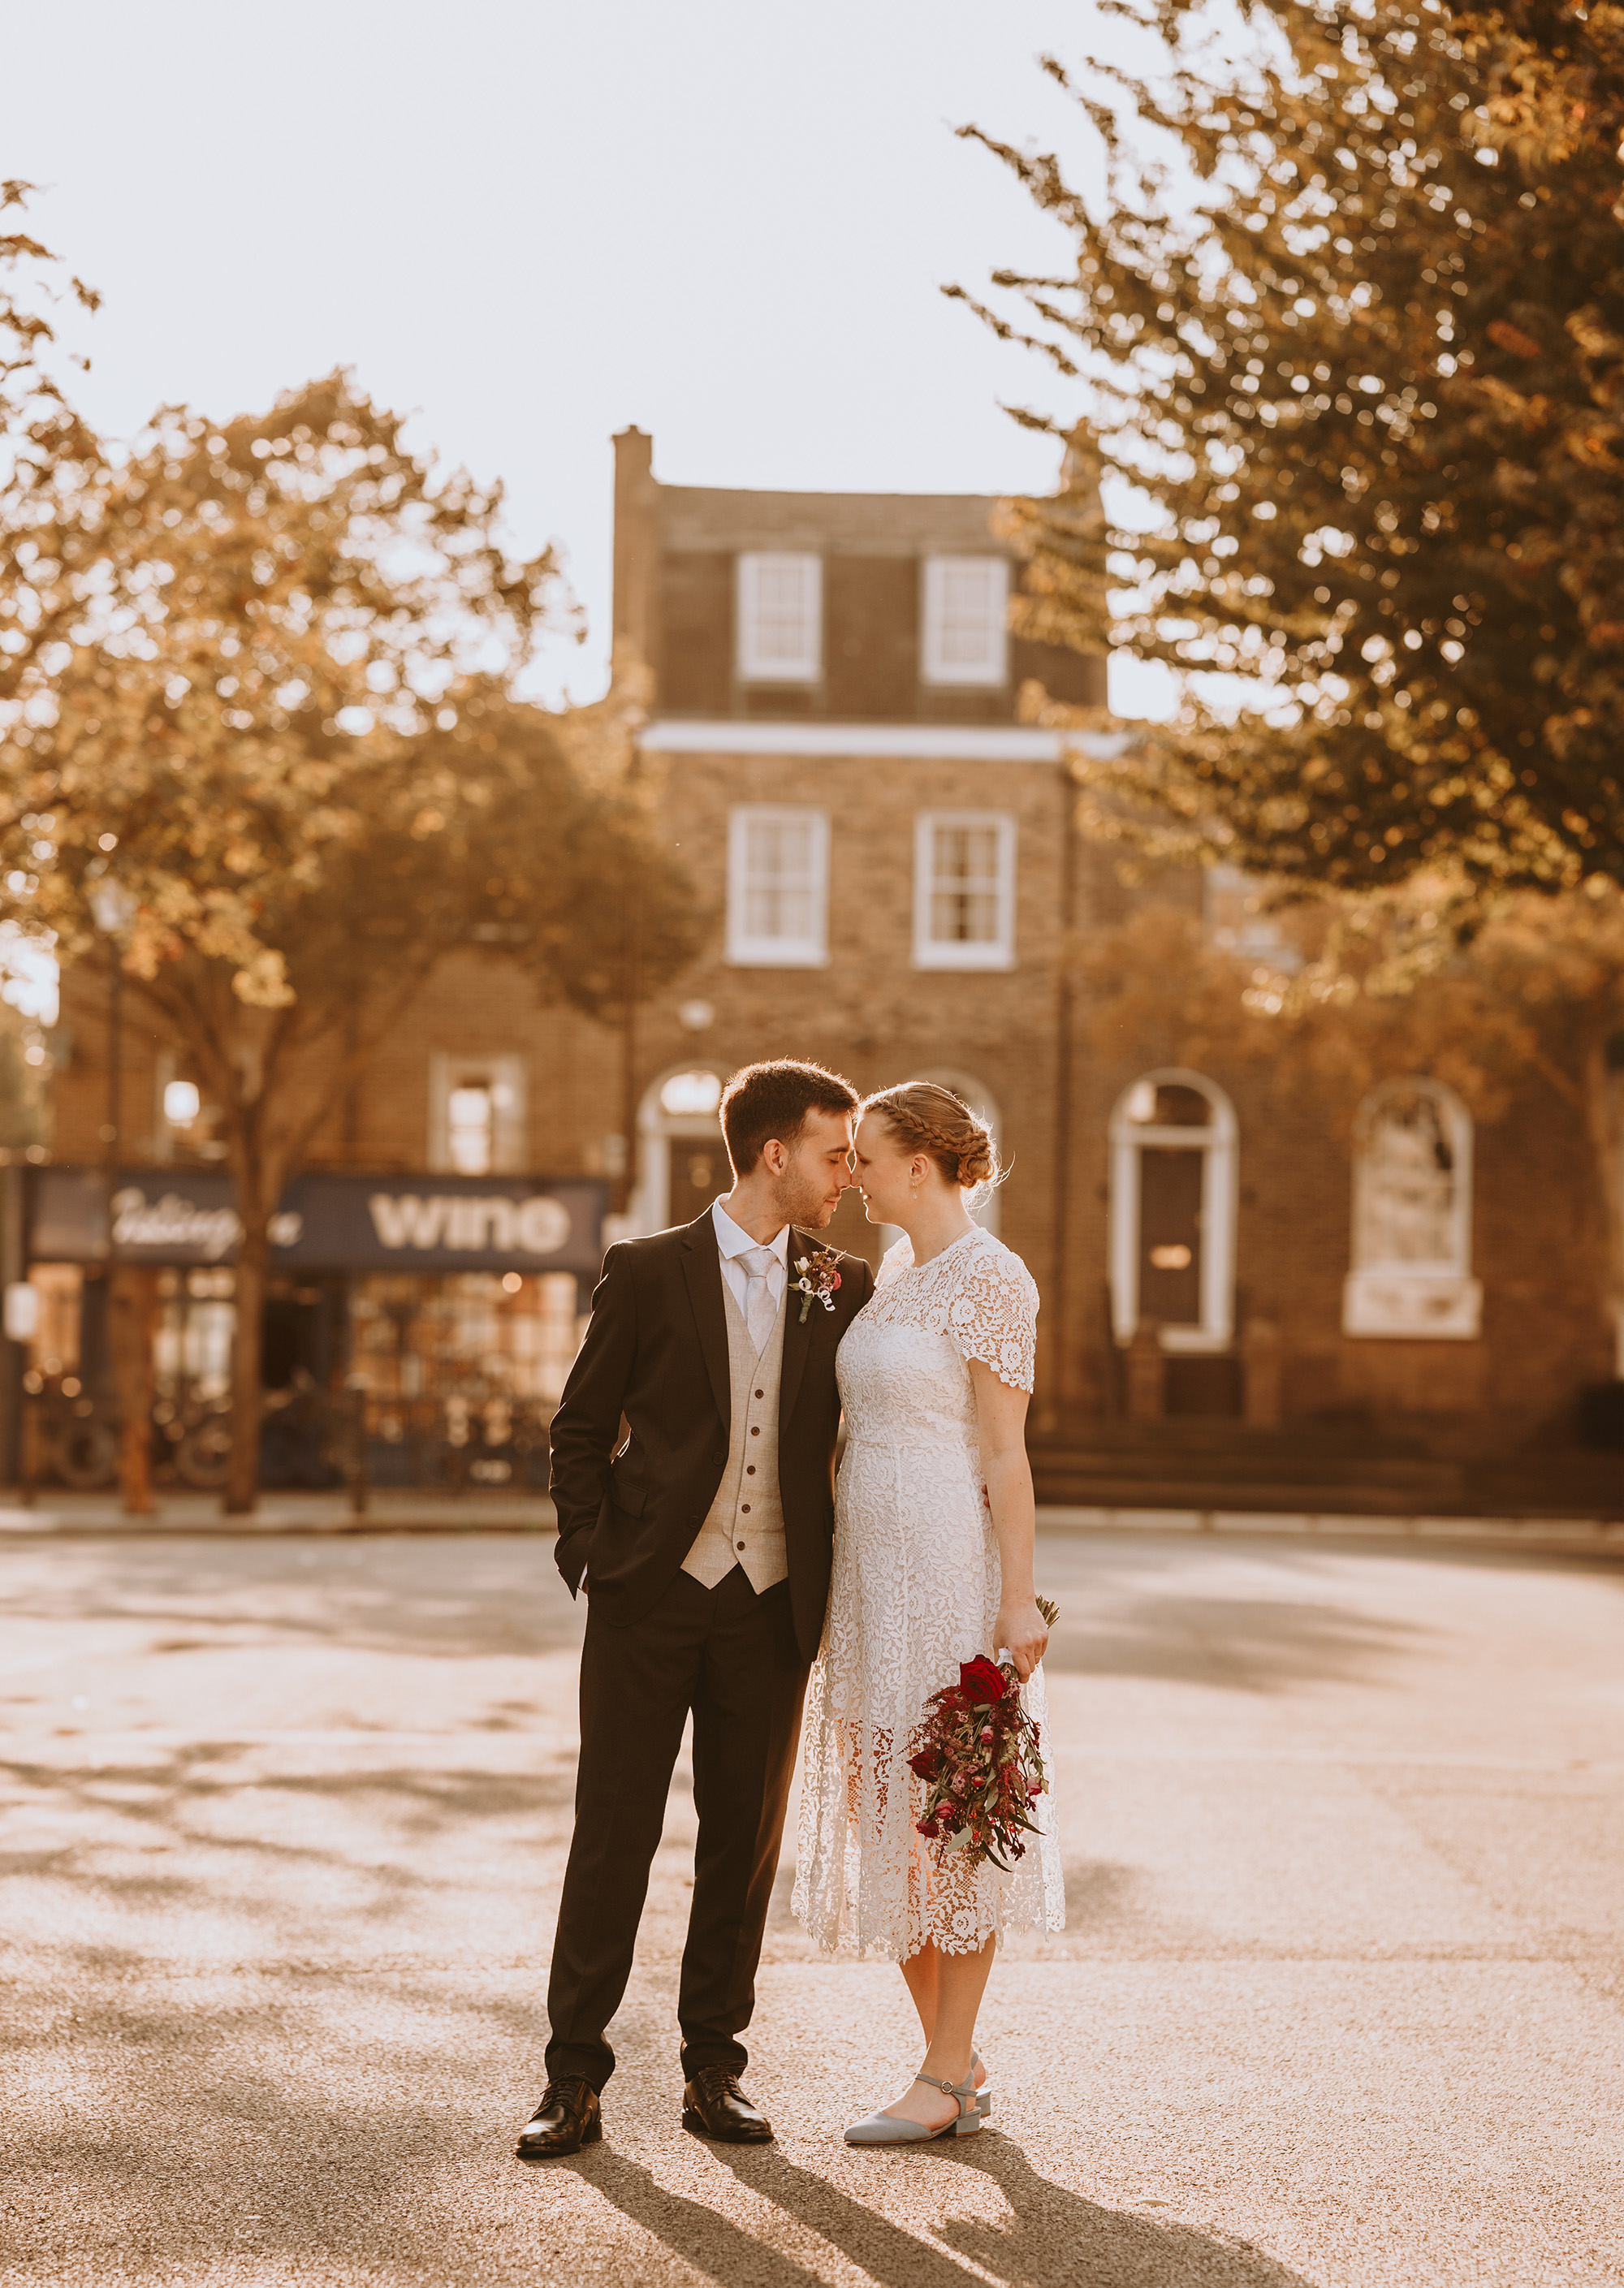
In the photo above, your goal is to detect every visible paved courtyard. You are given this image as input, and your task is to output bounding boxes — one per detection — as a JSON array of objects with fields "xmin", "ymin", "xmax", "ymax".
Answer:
[{"xmin": 2, "ymin": 1527, "xmax": 1622, "ymax": 2286}]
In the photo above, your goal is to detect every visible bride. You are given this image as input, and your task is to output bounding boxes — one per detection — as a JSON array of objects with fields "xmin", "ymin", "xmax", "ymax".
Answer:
[{"xmin": 793, "ymin": 1082, "xmax": 1063, "ymax": 2142}]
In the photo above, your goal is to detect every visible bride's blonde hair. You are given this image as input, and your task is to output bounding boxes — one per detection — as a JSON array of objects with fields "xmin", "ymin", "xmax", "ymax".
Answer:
[{"xmin": 864, "ymin": 1082, "xmax": 1000, "ymax": 1196}]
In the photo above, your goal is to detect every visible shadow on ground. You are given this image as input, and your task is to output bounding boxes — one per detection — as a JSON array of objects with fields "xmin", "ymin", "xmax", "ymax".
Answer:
[
  {"xmin": 544, "ymin": 2135, "xmax": 1319, "ymax": 2288},
  {"xmin": 0, "ymin": 1533, "xmax": 585, "ymax": 1660},
  {"xmin": 1046, "ymin": 1589, "xmax": 1424, "ymax": 1695}
]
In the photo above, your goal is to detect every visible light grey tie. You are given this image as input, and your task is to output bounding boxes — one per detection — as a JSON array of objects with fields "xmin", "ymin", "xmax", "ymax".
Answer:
[{"xmin": 739, "ymin": 1245, "xmax": 779, "ymax": 1354}]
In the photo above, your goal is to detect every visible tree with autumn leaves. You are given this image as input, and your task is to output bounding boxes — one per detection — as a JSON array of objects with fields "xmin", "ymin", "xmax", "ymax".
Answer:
[
  {"xmin": 961, "ymin": 0, "xmax": 1624, "ymax": 1378},
  {"xmin": 0, "ymin": 365, "xmax": 699, "ymax": 1512},
  {"xmin": 0, "ymin": 187, "xmax": 94, "ymax": 1159}
]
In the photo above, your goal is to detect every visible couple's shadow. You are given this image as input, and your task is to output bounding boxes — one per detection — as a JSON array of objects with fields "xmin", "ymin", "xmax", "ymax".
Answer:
[{"xmin": 545, "ymin": 2130, "xmax": 1315, "ymax": 2288}]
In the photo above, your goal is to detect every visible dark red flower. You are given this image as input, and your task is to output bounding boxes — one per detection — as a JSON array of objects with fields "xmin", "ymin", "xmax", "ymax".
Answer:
[
  {"xmin": 907, "ymin": 1747, "xmax": 944, "ymax": 1781},
  {"xmin": 959, "ymin": 1656, "xmax": 1007, "ymax": 1705}
]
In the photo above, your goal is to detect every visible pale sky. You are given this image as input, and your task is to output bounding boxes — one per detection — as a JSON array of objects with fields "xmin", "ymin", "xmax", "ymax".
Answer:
[{"xmin": 4, "ymin": 0, "xmax": 1147, "ymax": 710}]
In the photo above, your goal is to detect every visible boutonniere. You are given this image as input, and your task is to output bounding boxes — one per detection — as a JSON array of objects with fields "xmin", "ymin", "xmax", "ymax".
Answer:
[{"xmin": 792, "ymin": 1245, "xmax": 842, "ymax": 1323}]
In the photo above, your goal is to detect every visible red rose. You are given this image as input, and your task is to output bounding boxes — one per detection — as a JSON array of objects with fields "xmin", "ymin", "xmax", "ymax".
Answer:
[
  {"xmin": 830, "ymin": 1271, "xmax": 841, "ymax": 1289},
  {"xmin": 959, "ymin": 1656, "xmax": 1007, "ymax": 1705},
  {"xmin": 907, "ymin": 1747, "xmax": 943, "ymax": 1780}
]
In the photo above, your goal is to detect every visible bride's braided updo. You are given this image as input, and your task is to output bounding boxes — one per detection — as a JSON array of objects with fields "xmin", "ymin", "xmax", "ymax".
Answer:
[{"xmin": 864, "ymin": 1081, "xmax": 999, "ymax": 1193}]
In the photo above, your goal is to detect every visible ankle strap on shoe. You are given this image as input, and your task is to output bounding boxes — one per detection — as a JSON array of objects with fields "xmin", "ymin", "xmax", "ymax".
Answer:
[{"xmin": 914, "ymin": 2070, "xmax": 977, "ymax": 2115}]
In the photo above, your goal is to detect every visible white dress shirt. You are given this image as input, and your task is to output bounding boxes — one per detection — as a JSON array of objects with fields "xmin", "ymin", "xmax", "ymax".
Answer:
[{"xmin": 710, "ymin": 1198, "xmax": 789, "ymax": 1319}]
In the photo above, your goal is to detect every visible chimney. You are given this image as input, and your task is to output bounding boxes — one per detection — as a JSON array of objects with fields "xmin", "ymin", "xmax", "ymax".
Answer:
[{"xmin": 611, "ymin": 427, "xmax": 660, "ymax": 689}]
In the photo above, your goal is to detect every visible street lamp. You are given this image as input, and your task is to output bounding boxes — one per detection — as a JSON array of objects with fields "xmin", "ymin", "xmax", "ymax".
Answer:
[{"xmin": 89, "ymin": 877, "xmax": 137, "ymax": 1168}]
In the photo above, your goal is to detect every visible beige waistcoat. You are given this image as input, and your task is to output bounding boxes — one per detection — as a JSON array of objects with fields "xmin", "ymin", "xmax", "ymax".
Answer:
[{"xmin": 681, "ymin": 1278, "xmax": 788, "ymax": 1593}]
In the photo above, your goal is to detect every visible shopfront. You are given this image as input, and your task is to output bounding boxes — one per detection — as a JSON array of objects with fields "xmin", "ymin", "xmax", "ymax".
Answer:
[{"xmin": 18, "ymin": 1167, "xmax": 606, "ymax": 1491}]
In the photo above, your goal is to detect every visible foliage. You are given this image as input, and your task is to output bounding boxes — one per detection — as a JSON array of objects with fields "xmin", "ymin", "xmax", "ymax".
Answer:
[
  {"xmin": 0, "ymin": 371, "xmax": 702, "ymax": 1506},
  {"xmin": 1, "ymin": 371, "xmax": 568, "ymax": 989},
  {"xmin": 1079, "ymin": 890, "xmax": 1594, "ymax": 1107},
  {"xmin": 1, "ymin": 179, "xmax": 98, "ymax": 468},
  {"xmin": 957, "ymin": 0, "xmax": 1624, "ymax": 894}
]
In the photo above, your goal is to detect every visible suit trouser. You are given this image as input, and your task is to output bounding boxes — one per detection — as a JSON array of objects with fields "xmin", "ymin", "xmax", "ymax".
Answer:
[{"xmin": 545, "ymin": 1563, "xmax": 809, "ymax": 2092}]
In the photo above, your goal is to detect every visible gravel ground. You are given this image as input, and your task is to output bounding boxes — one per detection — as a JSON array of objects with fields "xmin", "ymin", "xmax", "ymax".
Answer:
[{"xmin": 2, "ymin": 1529, "xmax": 1622, "ymax": 2286}]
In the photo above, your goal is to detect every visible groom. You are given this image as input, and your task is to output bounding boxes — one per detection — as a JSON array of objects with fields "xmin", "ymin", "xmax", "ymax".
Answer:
[{"xmin": 518, "ymin": 1059, "xmax": 875, "ymax": 2156}]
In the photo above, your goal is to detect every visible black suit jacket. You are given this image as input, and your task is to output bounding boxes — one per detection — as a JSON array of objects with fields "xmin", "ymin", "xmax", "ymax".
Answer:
[{"xmin": 548, "ymin": 1211, "xmax": 875, "ymax": 1666}]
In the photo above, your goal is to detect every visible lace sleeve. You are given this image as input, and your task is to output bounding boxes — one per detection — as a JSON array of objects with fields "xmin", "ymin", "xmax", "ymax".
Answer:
[
  {"xmin": 944, "ymin": 1237, "xmax": 1039, "ymax": 1394},
  {"xmin": 875, "ymin": 1235, "xmax": 914, "ymax": 1289}
]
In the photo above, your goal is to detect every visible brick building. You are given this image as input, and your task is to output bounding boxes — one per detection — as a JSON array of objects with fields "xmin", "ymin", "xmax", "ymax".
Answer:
[
  {"xmin": 598, "ymin": 430, "xmax": 1617, "ymax": 1507},
  {"xmin": 11, "ymin": 426, "xmax": 1619, "ymax": 1508}
]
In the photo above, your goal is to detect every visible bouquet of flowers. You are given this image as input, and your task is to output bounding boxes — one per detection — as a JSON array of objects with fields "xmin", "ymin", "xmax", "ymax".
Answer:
[{"xmin": 907, "ymin": 1596, "xmax": 1060, "ymax": 1873}]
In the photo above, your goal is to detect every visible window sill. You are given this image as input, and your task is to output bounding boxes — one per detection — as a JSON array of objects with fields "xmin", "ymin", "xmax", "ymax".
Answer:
[
  {"xmin": 724, "ymin": 948, "xmax": 831, "ymax": 969},
  {"xmin": 1342, "ymin": 1271, "xmax": 1483, "ymax": 1341},
  {"xmin": 1156, "ymin": 1325, "xmax": 1235, "ymax": 1355},
  {"xmin": 912, "ymin": 948, "xmax": 1016, "ymax": 973}
]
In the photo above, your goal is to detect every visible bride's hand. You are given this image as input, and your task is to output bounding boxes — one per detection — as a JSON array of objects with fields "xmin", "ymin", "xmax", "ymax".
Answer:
[{"xmin": 996, "ymin": 1597, "xmax": 1049, "ymax": 1683}]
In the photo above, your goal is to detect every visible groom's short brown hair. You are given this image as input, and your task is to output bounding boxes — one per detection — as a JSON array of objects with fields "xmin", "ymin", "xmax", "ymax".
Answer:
[{"xmin": 719, "ymin": 1059, "xmax": 858, "ymax": 1176}]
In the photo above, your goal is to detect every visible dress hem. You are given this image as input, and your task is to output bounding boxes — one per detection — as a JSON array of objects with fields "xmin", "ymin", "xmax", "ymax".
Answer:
[{"xmin": 790, "ymin": 1908, "xmax": 1067, "ymax": 1963}]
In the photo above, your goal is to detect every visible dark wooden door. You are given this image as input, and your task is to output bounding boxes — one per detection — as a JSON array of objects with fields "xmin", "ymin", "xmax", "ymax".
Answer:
[
  {"xmin": 1138, "ymin": 1146, "xmax": 1203, "ymax": 1327},
  {"xmin": 667, "ymin": 1138, "xmax": 725, "ymax": 1227}
]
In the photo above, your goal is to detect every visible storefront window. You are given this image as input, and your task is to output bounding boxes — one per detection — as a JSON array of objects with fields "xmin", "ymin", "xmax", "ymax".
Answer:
[
  {"xmin": 26, "ymin": 1263, "xmax": 84, "ymax": 1381},
  {"xmin": 348, "ymin": 1271, "xmax": 581, "ymax": 1407},
  {"xmin": 153, "ymin": 1267, "xmax": 236, "ymax": 1401},
  {"xmin": 18, "ymin": 1164, "xmax": 601, "ymax": 1492}
]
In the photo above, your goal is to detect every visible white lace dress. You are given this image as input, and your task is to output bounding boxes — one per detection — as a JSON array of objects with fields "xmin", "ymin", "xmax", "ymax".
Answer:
[{"xmin": 792, "ymin": 1224, "xmax": 1065, "ymax": 1960}]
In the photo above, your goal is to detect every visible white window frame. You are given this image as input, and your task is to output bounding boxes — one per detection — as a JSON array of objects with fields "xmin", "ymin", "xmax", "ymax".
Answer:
[
  {"xmin": 1108, "ymin": 1068, "xmax": 1238, "ymax": 1354},
  {"xmin": 427, "ymin": 1051, "xmax": 529, "ymax": 1174},
  {"xmin": 913, "ymin": 810, "xmax": 1017, "ymax": 972},
  {"xmin": 726, "ymin": 805, "xmax": 830, "ymax": 969},
  {"xmin": 922, "ymin": 555, "xmax": 1009, "ymax": 688},
  {"xmin": 736, "ymin": 552, "xmax": 823, "ymax": 684},
  {"xmin": 1343, "ymin": 1077, "xmax": 1482, "ymax": 1339}
]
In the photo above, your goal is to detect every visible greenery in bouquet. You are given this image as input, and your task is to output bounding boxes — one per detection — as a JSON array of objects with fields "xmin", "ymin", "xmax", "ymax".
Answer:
[{"xmin": 907, "ymin": 1596, "xmax": 1058, "ymax": 1873}]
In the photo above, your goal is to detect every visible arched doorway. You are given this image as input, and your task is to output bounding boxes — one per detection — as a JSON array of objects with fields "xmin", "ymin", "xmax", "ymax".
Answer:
[
  {"xmin": 1108, "ymin": 1069, "xmax": 1237, "ymax": 1353},
  {"xmin": 630, "ymin": 1065, "xmax": 729, "ymax": 1235}
]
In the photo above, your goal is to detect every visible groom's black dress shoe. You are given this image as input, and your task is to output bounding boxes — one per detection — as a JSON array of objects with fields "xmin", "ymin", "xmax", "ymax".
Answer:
[
  {"xmin": 516, "ymin": 2077, "xmax": 601, "ymax": 2157},
  {"xmin": 682, "ymin": 2065, "xmax": 775, "ymax": 2143}
]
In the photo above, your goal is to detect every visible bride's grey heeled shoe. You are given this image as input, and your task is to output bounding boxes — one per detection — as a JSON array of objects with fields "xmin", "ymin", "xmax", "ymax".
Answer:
[
  {"xmin": 844, "ymin": 2069, "xmax": 983, "ymax": 2145},
  {"xmin": 971, "ymin": 2049, "xmax": 993, "ymax": 2120}
]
